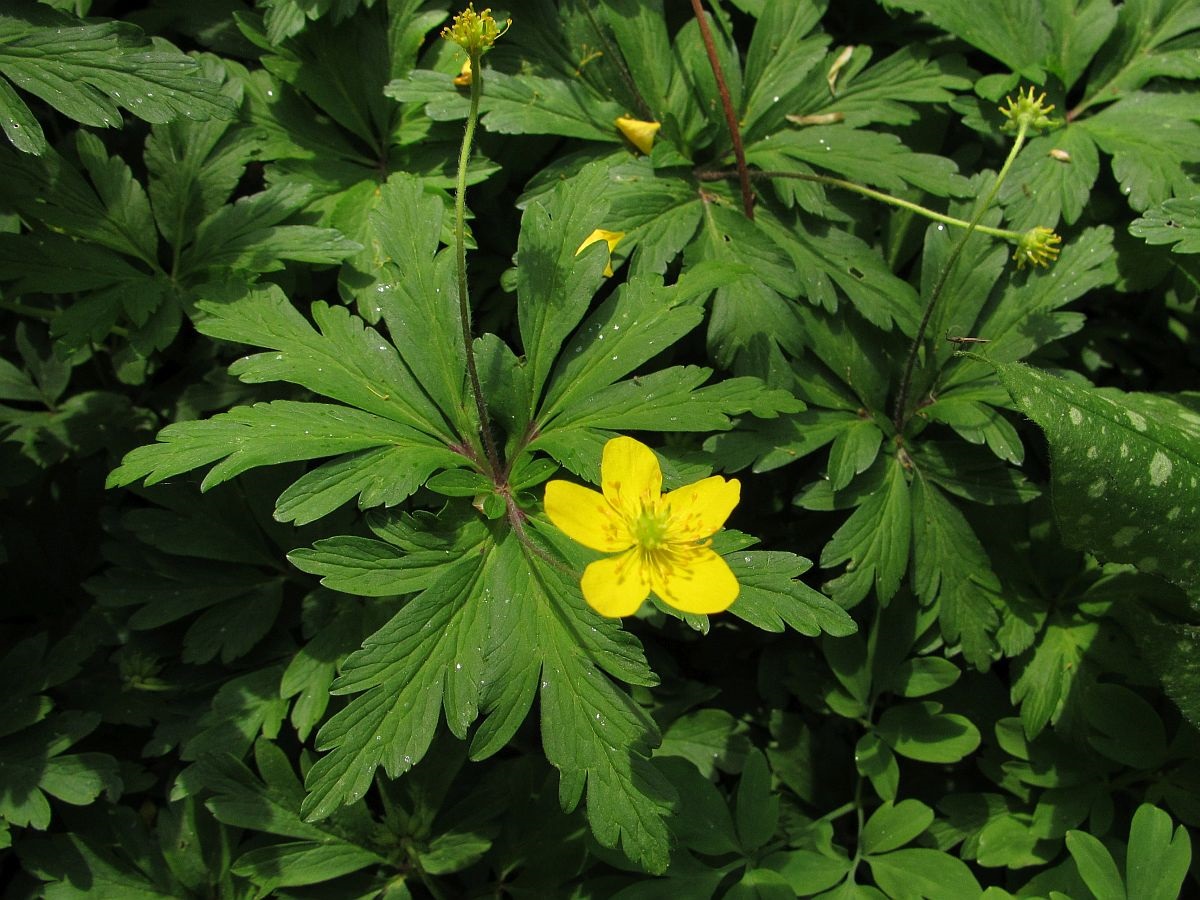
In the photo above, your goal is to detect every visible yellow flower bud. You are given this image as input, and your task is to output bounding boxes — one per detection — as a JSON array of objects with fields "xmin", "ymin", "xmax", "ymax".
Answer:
[
  {"xmin": 615, "ymin": 116, "xmax": 660, "ymax": 155},
  {"xmin": 575, "ymin": 229, "xmax": 625, "ymax": 277}
]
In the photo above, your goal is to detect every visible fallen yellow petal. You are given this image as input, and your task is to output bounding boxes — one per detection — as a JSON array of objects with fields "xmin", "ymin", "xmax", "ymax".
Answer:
[
  {"xmin": 615, "ymin": 116, "xmax": 660, "ymax": 155},
  {"xmin": 574, "ymin": 228, "xmax": 625, "ymax": 277},
  {"xmin": 453, "ymin": 59, "xmax": 472, "ymax": 87}
]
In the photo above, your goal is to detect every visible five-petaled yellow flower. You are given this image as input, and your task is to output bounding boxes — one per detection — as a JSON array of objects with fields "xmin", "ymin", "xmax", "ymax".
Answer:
[{"xmin": 544, "ymin": 436, "xmax": 741, "ymax": 617}]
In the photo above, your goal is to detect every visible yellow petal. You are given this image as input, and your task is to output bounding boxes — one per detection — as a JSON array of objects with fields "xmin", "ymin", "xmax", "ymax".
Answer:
[
  {"xmin": 663, "ymin": 476, "xmax": 741, "ymax": 541},
  {"xmin": 544, "ymin": 480, "xmax": 631, "ymax": 552},
  {"xmin": 615, "ymin": 116, "xmax": 661, "ymax": 154},
  {"xmin": 574, "ymin": 228, "xmax": 625, "ymax": 277},
  {"xmin": 581, "ymin": 549, "xmax": 650, "ymax": 617},
  {"xmin": 651, "ymin": 546, "xmax": 740, "ymax": 615},
  {"xmin": 453, "ymin": 59, "xmax": 472, "ymax": 87},
  {"xmin": 601, "ymin": 436, "xmax": 661, "ymax": 522}
]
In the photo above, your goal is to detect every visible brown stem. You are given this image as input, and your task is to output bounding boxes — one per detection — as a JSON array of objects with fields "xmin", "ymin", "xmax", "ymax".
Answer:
[{"xmin": 688, "ymin": 0, "xmax": 754, "ymax": 219}]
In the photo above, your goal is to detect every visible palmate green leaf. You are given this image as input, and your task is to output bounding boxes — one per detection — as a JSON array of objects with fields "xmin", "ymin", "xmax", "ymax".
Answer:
[
  {"xmin": 1081, "ymin": 0, "xmax": 1200, "ymax": 107},
  {"xmin": 998, "ymin": 126, "xmax": 1101, "ymax": 232},
  {"xmin": 1080, "ymin": 92, "xmax": 1200, "ymax": 212},
  {"xmin": 518, "ymin": 162, "xmax": 616, "ymax": 406},
  {"xmin": 364, "ymin": 175, "xmax": 469, "ymax": 435},
  {"xmin": 759, "ymin": 210, "xmax": 923, "ymax": 337},
  {"xmin": 738, "ymin": 0, "xmax": 829, "ymax": 142},
  {"xmin": 1041, "ymin": 0, "xmax": 1119, "ymax": 90},
  {"xmin": 299, "ymin": 527, "xmax": 674, "ymax": 872},
  {"xmin": 1131, "ymin": 196, "xmax": 1200, "ymax": 253},
  {"xmin": 182, "ymin": 182, "xmax": 361, "ymax": 273},
  {"xmin": 656, "ymin": 708, "xmax": 750, "ymax": 779},
  {"xmin": 0, "ymin": 709, "xmax": 120, "ymax": 830},
  {"xmin": 786, "ymin": 45, "xmax": 972, "ymax": 129},
  {"xmin": 686, "ymin": 201, "xmax": 806, "ymax": 367},
  {"xmin": 197, "ymin": 741, "xmax": 353, "ymax": 841},
  {"xmin": 107, "ymin": 400, "xmax": 462, "ymax": 511},
  {"xmin": 725, "ymin": 550, "xmax": 857, "ymax": 637},
  {"xmin": 747, "ymin": 127, "xmax": 971, "ymax": 199},
  {"xmin": 108, "ymin": 283, "xmax": 465, "ymax": 520},
  {"xmin": 601, "ymin": 156, "xmax": 706, "ymax": 277},
  {"xmin": 0, "ymin": 130, "xmax": 158, "ymax": 267},
  {"xmin": 390, "ymin": 68, "xmax": 624, "ymax": 144},
  {"xmin": 18, "ymin": 831, "xmax": 180, "ymax": 900},
  {"xmin": 144, "ymin": 55, "xmax": 259, "ymax": 250},
  {"xmin": 181, "ymin": 666, "xmax": 288, "ymax": 762},
  {"xmin": 991, "ymin": 361, "xmax": 1200, "ymax": 595},
  {"xmin": 955, "ymin": 226, "xmax": 1115, "ymax": 375},
  {"xmin": 0, "ymin": 0, "xmax": 236, "ymax": 154},
  {"xmin": 534, "ymin": 275, "xmax": 707, "ymax": 427},
  {"xmin": 240, "ymin": 4, "xmax": 395, "ymax": 148},
  {"xmin": 1011, "ymin": 613, "xmax": 1098, "ymax": 738},
  {"xmin": 881, "ymin": 0, "xmax": 1050, "ymax": 80},
  {"xmin": 821, "ymin": 454, "xmax": 911, "ymax": 607},
  {"xmin": 910, "ymin": 476, "xmax": 1002, "ymax": 669}
]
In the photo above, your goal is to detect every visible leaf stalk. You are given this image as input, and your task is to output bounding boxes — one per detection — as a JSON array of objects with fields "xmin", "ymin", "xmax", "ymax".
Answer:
[{"xmin": 689, "ymin": 0, "xmax": 754, "ymax": 219}]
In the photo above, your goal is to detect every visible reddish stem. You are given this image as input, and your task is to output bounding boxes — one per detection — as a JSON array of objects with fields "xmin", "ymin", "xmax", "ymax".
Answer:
[{"xmin": 688, "ymin": 0, "xmax": 754, "ymax": 219}]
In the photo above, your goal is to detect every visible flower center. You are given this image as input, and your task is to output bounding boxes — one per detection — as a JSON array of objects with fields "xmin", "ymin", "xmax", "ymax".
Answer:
[{"xmin": 633, "ymin": 504, "xmax": 671, "ymax": 550}]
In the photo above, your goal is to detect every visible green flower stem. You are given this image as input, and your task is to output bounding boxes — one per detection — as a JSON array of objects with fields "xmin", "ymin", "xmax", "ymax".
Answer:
[
  {"xmin": 891, "ymin": 118, "xmax": 1031, "ymax": 433},
  {"xmin": 453, "ymin": 48, "xmax": 502, "ymax": 476},
  {"xmin": 696, "ymin": 169, "xmax": 1028, "ymax": 245}
]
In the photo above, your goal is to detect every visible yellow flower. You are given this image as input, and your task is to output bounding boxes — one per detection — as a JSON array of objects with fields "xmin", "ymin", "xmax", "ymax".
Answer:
[
  {"xmin": 615, "ymin": 116, "xmax": 661, "ymax": 154},
  {"xmin": 574, "ymin": 228, "xmax": 625, "ymax": 277},
  {"xmin": 544, "ymin": 436, "xmax": 741, "ymax": 617}
]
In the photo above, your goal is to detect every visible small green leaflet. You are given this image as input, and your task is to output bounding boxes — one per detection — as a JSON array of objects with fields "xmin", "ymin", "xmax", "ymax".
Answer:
[
  {"xmin": 1131, "ymin": 196, "xmax": 1200, "ymax": 254},
  {"xmin": 992, "ymin": 360, "xmax": 1200, "ymax": 595},
  {"xmin": 0, "ymin": 0, "xmax": 236, "ymax": 155},
  {"xmin": 821, "ymin": 453, "xmax": 911, "ymax": 607}
]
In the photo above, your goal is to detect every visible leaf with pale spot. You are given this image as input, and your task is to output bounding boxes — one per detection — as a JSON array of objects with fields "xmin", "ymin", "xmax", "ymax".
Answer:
[{"xmin": 992, "ymin": 360, "xmax": 1200, "ymax": 595}]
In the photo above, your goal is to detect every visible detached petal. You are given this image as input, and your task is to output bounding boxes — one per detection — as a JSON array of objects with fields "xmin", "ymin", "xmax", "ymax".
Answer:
[
  {"xmin": 575, "ymin": 228, "xmax": 625, "ymax": 277},
  {"xmin": 545, "ymin": 480, "xmax": 631, "ymax": 552},
  {"xmin": 651, "ymin": 547, "xmax": 739, "ymax": 614},
  {"xmin": 663, "ymin": 476, "xmax": 741, "ymax": 541},
  {"xmin": 581, "ymin": 549, "xmax": 651, "ymax": 617},
  {"xmin": 601, "ymin": 436, "xmax": 662, "ymax": 521},
  {"xmin": 615, "ymin": 116, "xmax": 661, "ymax": 154}
]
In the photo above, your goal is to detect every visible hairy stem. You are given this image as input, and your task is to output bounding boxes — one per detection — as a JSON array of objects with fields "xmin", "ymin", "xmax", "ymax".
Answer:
[
  {"xmin": 454, "ymin": 49, "xmax": 502, "ymax": 476},
  {"xmin": 689, "ymin": 0, "xmax": 754, "ymax": 219},
  {"xmin": 890, "ymin": 120, "xmax": 1030, "ymax": 433}
]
